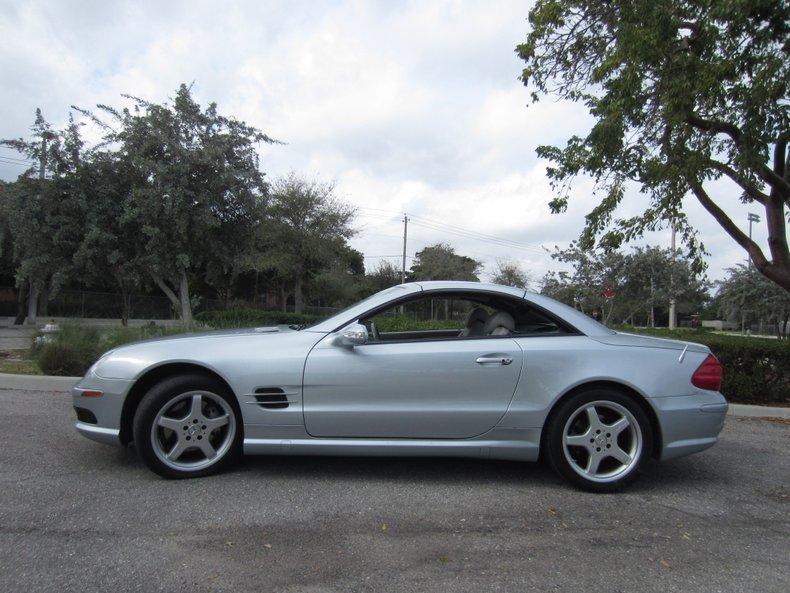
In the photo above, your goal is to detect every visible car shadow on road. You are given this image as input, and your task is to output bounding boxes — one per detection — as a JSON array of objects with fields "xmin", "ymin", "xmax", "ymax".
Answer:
[{"xmin": 233, "ymin": 454, "xmax": 559, "ymax": 487}]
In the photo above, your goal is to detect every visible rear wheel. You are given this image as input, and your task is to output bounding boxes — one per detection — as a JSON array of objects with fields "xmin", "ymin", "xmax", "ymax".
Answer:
[
  {"xmin": 544, "ymin": 389, "xmax": 653, "ymax": 492},
  {"xmin": 133, "ymin": 374, "xmax": 241, "ymax": 479}
]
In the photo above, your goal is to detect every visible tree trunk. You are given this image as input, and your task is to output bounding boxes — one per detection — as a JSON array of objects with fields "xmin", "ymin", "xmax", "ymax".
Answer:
[
  {"xmin": 294, "ymin": 277, "xmax": 304, "ymax": 314},
  {"xmin": 149, "ymin": 270, "xmax": 184, "ymax": 321},
  {"xmin": 118, "ymin": 279, "xmax": 130, "ymax": 327},
  {"xmin": 38, "ymin": 281, "xmax": 49, "ymax": 317},
  {"xmin": 14, "ymin": 283, "xmax": 27, "ymax": 325},
  {"xmin": 26, "ymin": 283, "xmax": 39, "ymax": 326},
  {"xmin": 178, "ymin": 270, "xmax": 193, "ymax": 325}
]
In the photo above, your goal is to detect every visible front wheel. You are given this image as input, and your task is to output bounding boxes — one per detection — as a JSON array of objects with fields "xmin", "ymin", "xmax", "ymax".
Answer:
[
  {"xmin": 133, "ymin": 374, "xmax": 241, "ymax": 479},
  {"xmin": 544, "ymin": 390, "xmax": 653, "ymax": 492}
]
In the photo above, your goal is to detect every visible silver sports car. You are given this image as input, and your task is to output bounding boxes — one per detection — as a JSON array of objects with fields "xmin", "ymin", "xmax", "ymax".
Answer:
[{"xmin": 72, "ymin": 281, "xmax": 727, "ymax": 491}]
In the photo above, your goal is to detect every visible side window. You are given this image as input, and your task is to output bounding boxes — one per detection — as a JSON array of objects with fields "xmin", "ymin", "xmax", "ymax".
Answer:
[
  {"xmin": 358, "ymin": 292, "xmax": 572, "ymax": 343},
  {"xmin": 363, "ymin": 295, "xmax": 470, "ymax": 342}
]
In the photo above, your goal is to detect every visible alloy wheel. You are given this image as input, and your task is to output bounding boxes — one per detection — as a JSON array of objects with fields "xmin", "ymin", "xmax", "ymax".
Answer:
[
  {"xmin": 150, "ymin": 390, "xmax": 236, "ymax": 472},
  {"xmin": 562, "ymin": 400, "xmax": 643, "ymax": 483}
]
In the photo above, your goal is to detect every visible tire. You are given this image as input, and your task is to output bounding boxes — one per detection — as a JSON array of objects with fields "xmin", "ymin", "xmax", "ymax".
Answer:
[
  {"xmin": 132, "ymin": 373, "xmax": 242, "ymax": 479},
  {"xmin": 544, "ymin": 389, "xmax": 653, "ymax": 493}
]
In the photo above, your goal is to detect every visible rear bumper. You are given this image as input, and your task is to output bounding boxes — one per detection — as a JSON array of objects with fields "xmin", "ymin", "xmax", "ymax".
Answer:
[{"xmin": 651, "ymin": 391, "xmax": 728, "ymax": 461}]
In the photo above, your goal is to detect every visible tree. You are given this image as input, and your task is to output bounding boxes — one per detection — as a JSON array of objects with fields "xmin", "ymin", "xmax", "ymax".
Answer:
[
  {"xmin": 365, "ymin": 260, "xmax": 402, "ymax": 294},
  {"xmin": 258, "ymin": 174, "xmax": 356, "ymax": 313},
  {"xmin": 2, "ymin": 110, "xmax": 85, "ymax": 324},
  {"xmin": 80, "ymin": 84, "xmax": 274, "ymax": 323},
  {"xmin": 541, "ymin": 243, "xmax": 707, "ymax": 325},
  {"xmin": 71, "ymin": 149, "xmax": 141, "ymax": 325},
  {"xmin": 492, "ymin": 261, "xmax": 531, "ymax": 289},
  {"xmin": 410, "ymin": 243, "xmax": 481, "ymax": 281},
  {"xmin": 717, "ymin": 264, "xmax": 790, "ymax": 338},
  {"xmin": 517, "ymin": 1, "xmax": 790, "ymax": 291}
]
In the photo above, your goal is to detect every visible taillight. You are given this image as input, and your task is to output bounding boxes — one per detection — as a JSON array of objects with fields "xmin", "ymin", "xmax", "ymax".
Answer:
[{"xmin": 691, "ymin": 354, "xmax": 723, "ymax": 391}]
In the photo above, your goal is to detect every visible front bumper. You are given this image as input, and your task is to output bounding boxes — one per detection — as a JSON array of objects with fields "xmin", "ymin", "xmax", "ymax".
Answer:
[
  {"xmin": 71, "ymin": 372, "xmax": 133, "ymax": 447},
  {"xmin": 651, "ymin": 391, "xmax": 728, "ymax": 461}
]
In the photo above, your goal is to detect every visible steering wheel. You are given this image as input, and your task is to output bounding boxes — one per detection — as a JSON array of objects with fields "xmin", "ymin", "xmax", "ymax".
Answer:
[{"xmin": 369, "ymin": 321, "xmax": 381, "ymax": 342}]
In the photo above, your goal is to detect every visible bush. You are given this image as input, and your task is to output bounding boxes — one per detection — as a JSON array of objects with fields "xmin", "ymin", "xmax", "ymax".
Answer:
[
  {"xmin": 619, "ymin": 327, "xmax": 790, "ymax": 406},
  {"xmin": 35, "ymin": 324, "xmax": 104, "ymax": 376},
  {"xmin": 34, "ymin": 323, "xmax": 196, "ymax": 376},
  {"xmin": 195, "ymin": 308, "xmax": 321, "ymax": 329},
  {"xmin": 374, "ymin": 315, "xmax": 463, "ymax": 332}
]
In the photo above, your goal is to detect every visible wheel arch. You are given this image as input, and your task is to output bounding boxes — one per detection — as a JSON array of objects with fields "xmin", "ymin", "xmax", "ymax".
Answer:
[
  {"xmin": 119, "ymin": 362, "xmax": 238, "ymax": 445},
  {"xmin": 542, "ymin": 380, "xmax": 662, "ymax": 459}
]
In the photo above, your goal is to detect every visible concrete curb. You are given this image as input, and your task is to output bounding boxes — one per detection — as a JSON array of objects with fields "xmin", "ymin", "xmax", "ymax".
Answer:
[
  {"xmin": 0, "ymin": 373, "xmax": 80, "ymax": 392},
  {"xmin": 727, "ymin": 403, "xmax": 790, "ymax": 419},
  {"xmin": 1, "ymin": 373, "xmax": 788, "ymax": 418}
]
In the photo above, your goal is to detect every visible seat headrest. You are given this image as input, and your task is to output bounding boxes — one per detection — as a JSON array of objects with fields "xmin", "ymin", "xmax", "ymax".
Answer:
[
  {"xmin": 484, "ymin": 311, "xmax": 515, "ymax": 335},
  {"xmin": 465, "ymin": 307, "xmax": 489, "ymax": 327}
]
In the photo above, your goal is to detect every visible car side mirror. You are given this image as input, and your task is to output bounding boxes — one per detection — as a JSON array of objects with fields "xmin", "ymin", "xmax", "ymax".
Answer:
[{"xmin": 335, "ymin": 323, "xmax": 368, "ymax": 348}]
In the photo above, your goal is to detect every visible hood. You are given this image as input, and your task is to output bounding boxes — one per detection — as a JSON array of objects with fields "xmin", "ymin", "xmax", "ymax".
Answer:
[
  {"xmin": 91, "ymin": 324, "xmax": 324, "ymax": 380},
  {"xmin": 591, "ymin": 331, "xmax": 710, "ymax": 353}
]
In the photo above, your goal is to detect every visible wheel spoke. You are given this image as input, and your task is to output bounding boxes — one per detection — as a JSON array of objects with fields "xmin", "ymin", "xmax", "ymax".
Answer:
[
  {"xmin": 586, "ymin": 451, "xmax": 602, "ymax": 475},
  {"xmin": 607, "ymin": 417, "xmax": 630, "ymax": 436},
  {"xmin": 197, "ymin": 438, "xmax": 216, "ymax": 459},
  {"xmin": 565, "ymin": 434, "xmax": 591, "ymax": 449},
  {"xmin": 167, "ymin": 438, "xmax": 190, "ymax": 461},
  {"xmin": 189, "ymin": 394, "xmax": 203, "ymax": 418},
  {"xmin": 585, "ymin": 406, "xmax": 601, "ymax": 430},
  {"xmin": 157, "ymin": 416, "xmax": 185, "ymax": 432},
  {"xmin": 204, "ymin": 414, "xmax": 229, "ymax": 432},
  {"xmin": 609, "ymin": 445, "xmax": 632, "ymax": 465}
]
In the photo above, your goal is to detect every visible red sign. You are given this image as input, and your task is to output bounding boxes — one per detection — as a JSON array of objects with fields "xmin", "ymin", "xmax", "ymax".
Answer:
[{"xmin": 603, "ymin": 286, "xmax": 616, "ymax": 299}]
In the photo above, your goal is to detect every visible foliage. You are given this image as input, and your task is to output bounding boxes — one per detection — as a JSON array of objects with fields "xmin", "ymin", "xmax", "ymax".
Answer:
[
  {"xmin": 618, "ymin": 326, "xmax": 789, "ymax": 405},
  {"xmin": 364, "ymin": 260, "xmax": 402, "ymax": 295},
  {"xmin": 77, "ymin": 84, "xmax": 275, "ymax": 323},
  {"xmin": 254, "ymin": 174, "xmax": 357, "ymax": 312},
  {"xmin": 716, "ymin": 264, "xmax": 790, "ymax": 337},
  {"xmin": 517, "ymin": 0, "xmax": 790, "ymax": 291},
  {"xmin": 541, "ymin": 243, "xmax": 707, "ymax": 324},
  {"xmin": 33, "ymin": 323, "xmax": 199, "ymax": 375},
  {"xmin": 374, "ymin": 315, "xmax": 463, "ymax": 332},
  {"xmin": 410, "ymin": 243, "xmax": 481, "ymax": 281},
  {"xmin": 1, "ymin": 111, "xmax": 86, "ymax": 319},
  {"xmin": 492, "ymin": 261, "xmax": 530, "ymax": 289},
  {"xmin": 194, "ymin": 308, "xmax": 320, "ymax": 329}
]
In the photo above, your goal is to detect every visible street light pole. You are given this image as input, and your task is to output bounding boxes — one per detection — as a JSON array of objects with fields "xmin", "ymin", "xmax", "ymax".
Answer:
[
  {"xmin": 401, "ymin": 214, "xmax": 409, "ymax": 284},
  {"xmin": 747, "ymin": 213, "xmax": 760, "ymax": 268}
]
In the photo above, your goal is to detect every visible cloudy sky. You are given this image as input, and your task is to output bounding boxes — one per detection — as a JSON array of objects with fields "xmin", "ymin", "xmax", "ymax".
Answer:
[{"xmin": 0, "ymin": 0, "xmax": 764, "ymax": 284}]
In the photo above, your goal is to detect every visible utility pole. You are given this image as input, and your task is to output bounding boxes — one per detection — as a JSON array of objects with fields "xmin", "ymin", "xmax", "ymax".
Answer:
[
  {"xmin": 668, "ymin": 222, "xmax": 677, "ymax": 329},
  {"xmin": 401, "ymin": 214, "xmax": 409, "ymax": 284}
]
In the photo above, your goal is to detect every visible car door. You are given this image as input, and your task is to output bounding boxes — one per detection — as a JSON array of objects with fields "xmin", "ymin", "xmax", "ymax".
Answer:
[{"xmin": 302, "ymin": 335, "xmax": 524, "ymax": 439}]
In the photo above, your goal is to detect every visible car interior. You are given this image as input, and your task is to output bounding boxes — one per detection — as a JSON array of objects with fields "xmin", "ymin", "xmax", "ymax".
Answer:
[{"xmin": 359, "ymin": 291, "xmax": 573, "ymax": 343}]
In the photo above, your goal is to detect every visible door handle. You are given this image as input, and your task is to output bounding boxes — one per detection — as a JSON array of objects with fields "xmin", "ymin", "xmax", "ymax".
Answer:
[{"xmin": 476, "ymin": 356, "xmax": 513, "ymax": 366}]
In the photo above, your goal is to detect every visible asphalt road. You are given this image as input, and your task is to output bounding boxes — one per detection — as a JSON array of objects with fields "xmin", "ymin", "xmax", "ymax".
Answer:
[{"xmin": 1, "ymin": 389, "xmax": 788, "ymax": 593}]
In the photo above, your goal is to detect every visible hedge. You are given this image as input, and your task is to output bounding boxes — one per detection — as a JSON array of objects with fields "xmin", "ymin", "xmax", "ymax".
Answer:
[
  {"xmin": 194, "ymin": 308, "xmax": 321, "ymax": 328},
  {"xmin": 619, "ymin": 327, "xmax": 789, "ymax": 406}
]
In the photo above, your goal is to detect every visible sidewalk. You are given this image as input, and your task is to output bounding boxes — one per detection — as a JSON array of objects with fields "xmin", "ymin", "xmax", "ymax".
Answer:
[{"xmin": 0, "ymin": 373, "xmax": 80, "ymax": 392}]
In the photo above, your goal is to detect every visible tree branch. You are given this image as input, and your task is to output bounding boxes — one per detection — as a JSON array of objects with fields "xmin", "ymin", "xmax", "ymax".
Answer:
[
  {"xmin": 687, "ymin": 113, "xmax": 790, "ymax": 197},
  {"xmin": 707, "ymin": 159, "xmax": 770, "ymax": 204},
  {"xmin": 686, "ymin": 177, "xmax": 769, "ymax": 269}
]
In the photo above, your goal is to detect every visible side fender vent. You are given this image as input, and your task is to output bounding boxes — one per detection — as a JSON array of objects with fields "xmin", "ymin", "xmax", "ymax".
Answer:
[{"xmin": 254, "ymin": 387, "xmax": 289, "ymax": 409}]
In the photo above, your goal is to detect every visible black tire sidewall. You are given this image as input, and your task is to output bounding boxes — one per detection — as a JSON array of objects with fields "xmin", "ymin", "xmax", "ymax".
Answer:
[
  {"xmin": 132, "ymin": 373, "xmax": 242, "ymax": 479},
  {"xmin": 544, "ymin": 389, "xmax": 653, "ymax": 493}
]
